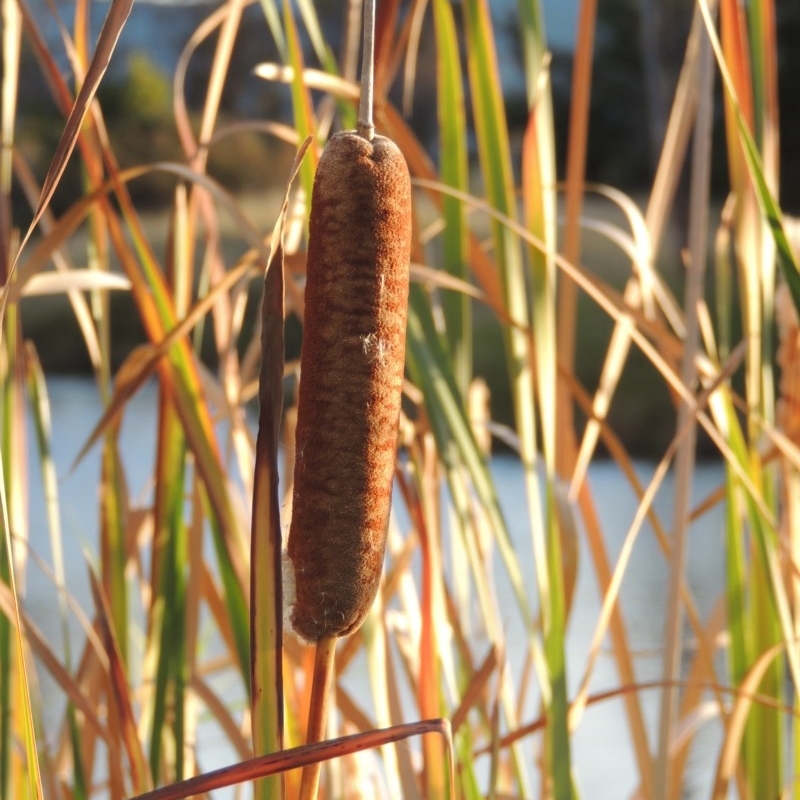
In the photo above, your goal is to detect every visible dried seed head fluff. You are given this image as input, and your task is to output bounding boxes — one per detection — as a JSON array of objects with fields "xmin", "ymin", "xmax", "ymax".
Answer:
[{"xmin": 286, "ymin": 130, "xmax": 412, "ymax": 643}]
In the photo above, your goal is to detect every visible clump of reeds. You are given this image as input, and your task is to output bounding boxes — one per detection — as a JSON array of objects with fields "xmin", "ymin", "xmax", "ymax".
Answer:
[{"xmin": 4, "ymin": 0, "xmax": 800, "ymax": 799}]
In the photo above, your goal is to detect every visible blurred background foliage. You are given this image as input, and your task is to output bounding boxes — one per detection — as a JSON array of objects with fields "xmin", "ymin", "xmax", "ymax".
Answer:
[
  {"xmin": 15, "ymin": 0, "xmax": 800, "ymax": 204},
  {"xmin": 11, "ymin": 0, "xmax": 800, "ymax": 454}
]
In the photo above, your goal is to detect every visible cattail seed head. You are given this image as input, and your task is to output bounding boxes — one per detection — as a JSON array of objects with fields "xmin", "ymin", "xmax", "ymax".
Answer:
[{"xmin": 285, "ymin": 131, "xmax": 412, "ymax": 643}]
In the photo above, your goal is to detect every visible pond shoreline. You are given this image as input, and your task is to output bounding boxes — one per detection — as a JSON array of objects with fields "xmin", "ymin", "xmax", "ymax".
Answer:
[
  {"xmin": 20, "ymin": 296, "xmax": 711, "ymax": 461},
  {"xmin": 17, "ymin": 188, "xmax": 713, "ymax": 459}
]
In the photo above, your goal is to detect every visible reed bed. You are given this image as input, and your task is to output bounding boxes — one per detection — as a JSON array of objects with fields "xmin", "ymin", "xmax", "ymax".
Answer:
[{"xmin": 1, "ymin": 0, "xmax": 798, "ymax": 798}]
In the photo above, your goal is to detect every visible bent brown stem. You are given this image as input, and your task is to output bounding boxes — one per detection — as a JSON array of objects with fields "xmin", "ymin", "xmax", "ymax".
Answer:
[{"xmin": 298, "ymin": 636, "xmax": 337, "ymax": 800}]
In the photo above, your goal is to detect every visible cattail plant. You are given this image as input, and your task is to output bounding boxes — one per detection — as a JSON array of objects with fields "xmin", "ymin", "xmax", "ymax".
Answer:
[
  {"xmin": 284, "ymin": 2, "xmax": 411, "ymax": 645},
  {"xmin": 282, "ymin": 1, "xmax": 411, "ymax": 796}
]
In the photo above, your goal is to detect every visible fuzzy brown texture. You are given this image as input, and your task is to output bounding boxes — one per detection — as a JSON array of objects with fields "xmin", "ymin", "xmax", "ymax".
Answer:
[{"xmin": 287, "ymin": 131, "xmax": 412, "ymax": 642}]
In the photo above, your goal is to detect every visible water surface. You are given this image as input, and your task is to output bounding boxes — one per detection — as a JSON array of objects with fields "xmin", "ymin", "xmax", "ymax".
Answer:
[{"xmin": 22, "ymin": 376, "xmax": 727, "ymax": 799}]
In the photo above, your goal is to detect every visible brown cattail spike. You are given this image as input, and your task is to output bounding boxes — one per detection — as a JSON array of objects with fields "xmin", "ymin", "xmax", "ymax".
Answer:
[{"xmin": 286, "ymin": 130, "xmax": 412, "ymax": 643}]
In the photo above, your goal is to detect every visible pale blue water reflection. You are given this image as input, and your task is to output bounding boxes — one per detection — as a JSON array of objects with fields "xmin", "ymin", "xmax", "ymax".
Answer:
[{"xmin": 22, "ymin": 376, "xmax": 726, "ymax": 799}]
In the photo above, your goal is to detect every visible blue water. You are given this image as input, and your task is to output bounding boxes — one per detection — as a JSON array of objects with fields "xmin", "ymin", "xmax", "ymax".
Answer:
[
  {"xmin": 113, "ymin": 0, "xmax": 580, "ymax": 58},
  {"xmin": 28, "ymin": 0, "xmax": 579, "ymax": 81},
  {"xmin": 19, "ymin": 376, "xmax": 727, "ymax": 799},
  {"xmin": 538, "ymin": 0, "xmax": 580, "ymax": 49}
]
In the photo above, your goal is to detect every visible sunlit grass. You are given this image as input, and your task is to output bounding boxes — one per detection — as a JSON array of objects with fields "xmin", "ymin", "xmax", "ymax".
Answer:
[{"xmin": 1, "ymin": 0, "xmax": 798, "ymax": 798}]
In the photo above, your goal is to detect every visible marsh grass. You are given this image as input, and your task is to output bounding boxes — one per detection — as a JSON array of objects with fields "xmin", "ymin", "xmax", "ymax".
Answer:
[{"xmin": 1, "ymin": 0, "xmax": 799, "ymax": 798}]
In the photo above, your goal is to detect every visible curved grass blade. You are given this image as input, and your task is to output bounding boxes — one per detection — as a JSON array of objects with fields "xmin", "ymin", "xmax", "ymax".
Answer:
[
  {"xmin": 193, "ymin": 0, "xmax": 248, "ymax": 175},
  {"xmin": 711, "ymin": 641, "xmax": 787, "ymax": 800},
  {"xmin": 16, "ymin": 0, "xmax": 133, "ymax": 256},
  {"xmin": 0, "ymin": 305, "xmax": 39, "ymax": 800}
]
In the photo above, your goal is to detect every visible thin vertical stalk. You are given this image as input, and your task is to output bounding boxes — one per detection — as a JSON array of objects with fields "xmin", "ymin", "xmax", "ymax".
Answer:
[
  {"xmin": 0, "ymin": 0, "xmax": 21, "ymax": 283},
  {"xmin": 25, "ymin": 346, "xmax": 87, "ymax": 795},
  {"xmin": 147, "ymin": 388, "xmax": 188, "ymax": 783},
  {"xmin": 418, "ymin": 435, "xmax": 446, "ymax": 800},
  {"xmin": 433, "ymin": 0, "xmax": 470, "ymax": 396},
  {"xmin": 99, "ymin": 417, "xmax": 128, "ymax": 669},
  {"xmin": 517, "ymin": 3, "xmax": 572, "ymax": 787},
  {"xmin": 250, "ymin": 145, "xmax": 303, "ymax": 800},
  {"xmin": 298, "ymin": 638, "xmax": 336, "ymax": 800},
  {"xmin": 0, "ymin": 316, "xmax": 19, "ymax": 798},
  {"xmin": 653, "ymin": 19, "xmax": 714, "ymax": 800},
  {"xmin": 284, "ymin": 0, "xmax": 318, "ymax": 200},
  {"xmin": 0, "ymin": 320, "xmax": 41, "ymax": 800},
  {"xmin": 357, "ymin": 0, "xmax": 375, "ymax": 140},
  {"xmin": 556, "ymin": 0, "xmax": 596, "ymax": 476},
  {"xmin": 0, "ymin": 0, "xmax": 21, "ymax": 788}
]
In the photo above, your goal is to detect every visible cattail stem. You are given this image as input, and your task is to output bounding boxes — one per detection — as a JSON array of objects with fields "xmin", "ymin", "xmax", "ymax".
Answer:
[
  {"xmin": 287, "ymin": 1, "xmax": 411, "ymax": 796},
  {"xmin": 298, "ymin": 636, "xmax": 337, "ymax": 800},
  {"xmin": 357, "ymin": 0, "xmax": 376, "ymax": 141}
]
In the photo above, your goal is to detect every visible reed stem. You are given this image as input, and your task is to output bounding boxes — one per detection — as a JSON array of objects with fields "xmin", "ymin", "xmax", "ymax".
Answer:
[
  {"xmin": 298, "ymin": 636, "xmax": 337, "ymax": 800},
  {"xmin": 357, "ymin": 0, "xmax": 375, "ymax": 140}
]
